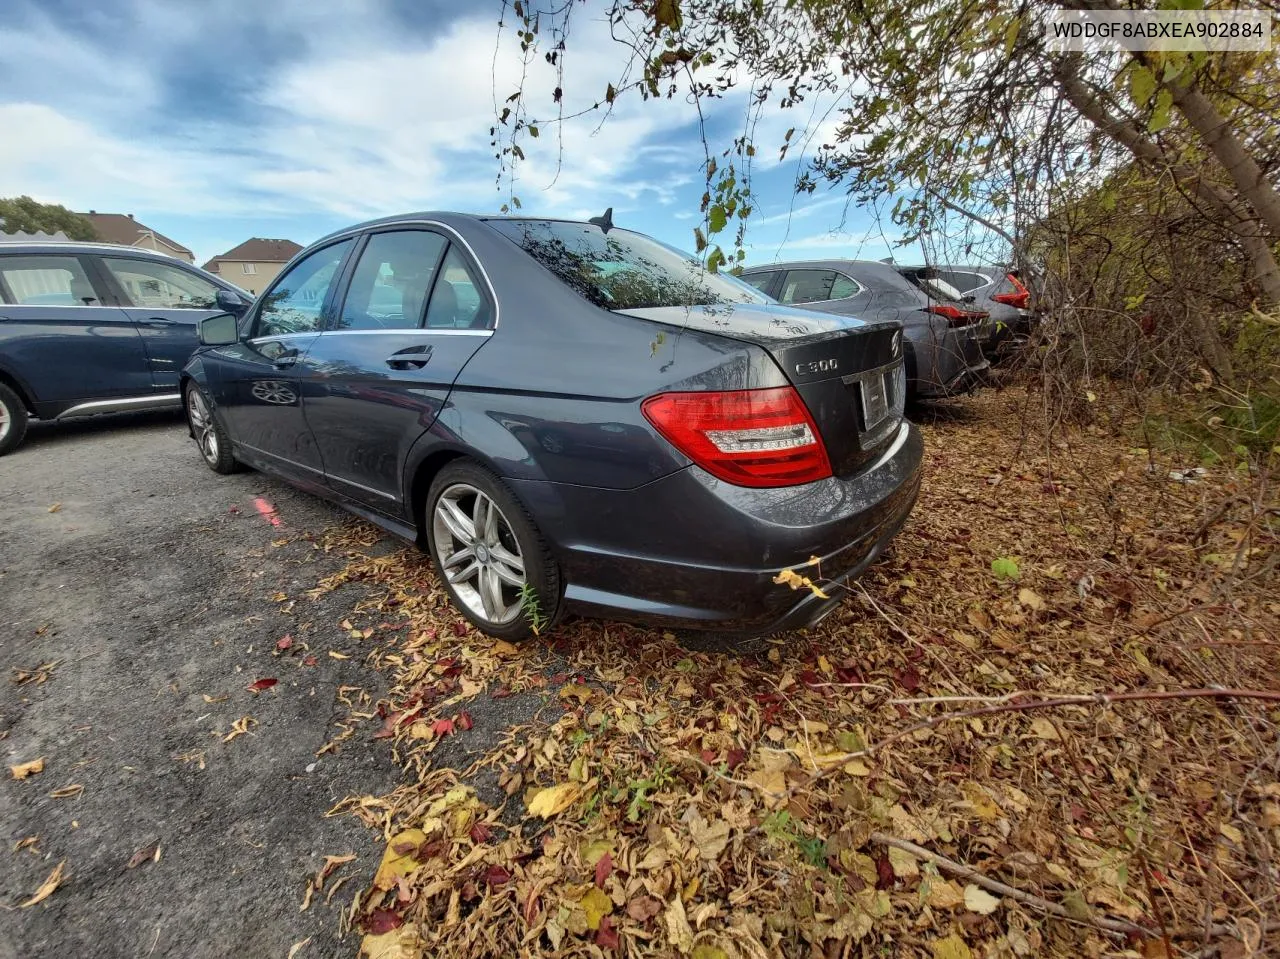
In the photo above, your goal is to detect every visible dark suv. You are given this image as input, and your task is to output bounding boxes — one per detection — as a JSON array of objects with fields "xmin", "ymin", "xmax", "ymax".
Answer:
[{"xmin": 0, "ymin": 242, "xmax": 253, "ymax": 455}]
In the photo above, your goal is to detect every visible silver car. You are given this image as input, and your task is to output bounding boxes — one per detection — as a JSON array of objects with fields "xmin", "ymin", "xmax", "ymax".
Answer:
[{"xmin": 740, "ymin": 259, "xmax": 989, "ymax": 399}]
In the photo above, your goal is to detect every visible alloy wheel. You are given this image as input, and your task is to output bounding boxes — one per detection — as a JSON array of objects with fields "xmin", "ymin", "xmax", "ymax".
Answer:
[
  {"xmin": 432, "ymin": 483, "xmax": 527, "ymax": 625},
  {"xmin": 187, "ymin": 389, "xmax": 219, "ymax": 465},
  {"xmin": 0, "ymin": 401, "xmax": 9, "ymax": 444}
]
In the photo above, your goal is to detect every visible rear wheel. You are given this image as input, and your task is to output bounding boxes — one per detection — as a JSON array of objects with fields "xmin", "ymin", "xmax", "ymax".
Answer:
[
  {"xmin": 426, "ymin": 460, "xmax": 561, "ymax": 641},
  {"xmin": 0, "ymin": 383, "xmax": 30, "ymax": 457},
  {"xmin": 185, "ymin": 382, "xmax": 240, "ymax": 474}
]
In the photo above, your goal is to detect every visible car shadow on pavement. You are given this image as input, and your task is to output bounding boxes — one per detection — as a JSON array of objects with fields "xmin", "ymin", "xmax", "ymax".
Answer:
[{"xmin": 18, "ymin": 410, "xmax": 187, "ymax": 452}]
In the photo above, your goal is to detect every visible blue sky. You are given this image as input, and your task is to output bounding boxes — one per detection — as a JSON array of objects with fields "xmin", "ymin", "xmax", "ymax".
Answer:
[{"xmin": 0, "ymin": 0, "xmax": 925, "ymax": 267}]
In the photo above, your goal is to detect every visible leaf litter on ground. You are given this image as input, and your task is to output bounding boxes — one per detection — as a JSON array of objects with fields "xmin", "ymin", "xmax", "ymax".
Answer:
[{"xmin": 299, "ymin": 388, "xmax": 1275, "ymax": 958}]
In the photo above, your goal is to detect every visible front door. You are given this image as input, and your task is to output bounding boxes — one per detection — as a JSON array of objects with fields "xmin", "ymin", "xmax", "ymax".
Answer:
[
  {"xmin": 300, "ymin": 229, "xmax": 493, "ymax": 512},
  {"xmin": 0, "ymin": 252, "xmax": 152, "ymax": 407},
  {"xmin": 202, "ymin": 238, "xmax": 355, "ymax": 483},
  {"xmin": 94, "ymin": 255, "xmax": 226, "ymax": 390}
]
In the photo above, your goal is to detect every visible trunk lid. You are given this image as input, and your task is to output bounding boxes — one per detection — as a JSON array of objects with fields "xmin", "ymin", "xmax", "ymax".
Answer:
[{"xmin": 618, "ymin": 303, "xmax": 907, "ymax": 477}]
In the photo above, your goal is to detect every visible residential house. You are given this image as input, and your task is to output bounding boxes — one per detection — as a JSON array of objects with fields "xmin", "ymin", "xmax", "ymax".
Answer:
[
  {"xmin": 78, "ymin": 211, "xmax": 195, "ymax": 262},
  {"xmin": 202, "ymin": 238, "xmax": 303, "ymax": 295}
]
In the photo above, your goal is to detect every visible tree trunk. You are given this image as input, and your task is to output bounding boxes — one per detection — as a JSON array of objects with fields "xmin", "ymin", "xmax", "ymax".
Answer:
[
  {"xmin": 1167, "ymin": 79, "xmax": 1280, "ymax": 241},
  {"xmin": 1055, "ymin": 61, "xmax": 1280, "ymax": 309}
]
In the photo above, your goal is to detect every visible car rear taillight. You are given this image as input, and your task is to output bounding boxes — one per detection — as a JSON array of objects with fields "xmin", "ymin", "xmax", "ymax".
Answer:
[
  {"xmin": 992, "ymin": 272, "xmax": 1032, "ymax": 310},
  {"xmin": 641, "ymin": 387, "xmax": 832, "ymax": 488},
  {"xmin": 925, "ymin": 304, "xmax": 989, "ymax": 327}
]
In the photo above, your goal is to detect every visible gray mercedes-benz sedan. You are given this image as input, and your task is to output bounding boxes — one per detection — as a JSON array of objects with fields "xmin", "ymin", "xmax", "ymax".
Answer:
[{"xmin": 182, "ymin": 213, "xmax": 922, "ymax": 641}]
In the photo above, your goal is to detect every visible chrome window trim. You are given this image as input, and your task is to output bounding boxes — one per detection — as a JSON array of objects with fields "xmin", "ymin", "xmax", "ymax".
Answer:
[
  {"xmin": 317, "ymin": 328, "xmax": 493, "ymax": 337},
  {"xmin": 0, "ymin": 302, "xmax": 116, "ymax": 310}
]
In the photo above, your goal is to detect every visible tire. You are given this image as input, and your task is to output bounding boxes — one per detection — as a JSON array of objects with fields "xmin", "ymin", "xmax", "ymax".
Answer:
[
  {"xmin": 0, "ymin": 383, "xmax": 30, "ymax": 457},
  {"xmin": 185, "ymin": 382, "xmax": 241, "ymax": 474},
  {"xmin": 425, "ymin": 459, "xmax": 562, "ymax": 641}
]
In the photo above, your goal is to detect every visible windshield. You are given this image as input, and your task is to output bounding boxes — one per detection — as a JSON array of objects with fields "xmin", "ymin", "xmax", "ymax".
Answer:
[{"xmin": 486, "ymin": 219, "xmax": 772, "ymax": 311}]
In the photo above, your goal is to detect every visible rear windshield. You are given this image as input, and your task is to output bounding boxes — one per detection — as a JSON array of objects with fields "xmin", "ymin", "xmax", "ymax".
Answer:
[
  {"xmin": 899, "ymin": 268, "xmax": 965, "ymax": 303},
  {"xmin": 486, "ymin": 219, "xmax": 770, "ymax": 311}
]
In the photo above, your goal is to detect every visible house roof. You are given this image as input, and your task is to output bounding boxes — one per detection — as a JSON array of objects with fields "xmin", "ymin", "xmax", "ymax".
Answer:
[
  {"xmin": 202, "ymin": 238, "xmax": 303, "ymax": 271},
  {"xmin": 78, "ymin": 212, "xmax": 193, "ymax": 256}
]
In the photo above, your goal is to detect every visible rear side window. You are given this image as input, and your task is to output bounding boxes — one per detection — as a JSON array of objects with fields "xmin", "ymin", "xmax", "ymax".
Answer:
[
  {"xmin": 0, "ymin": 255, "xmax": 100, "ymax": 306},
  {"xmin": 424, "ymin": 247, "xmax": 492, "ymax": 330},
  {"xmin": 338, "ymin": 230, "xmax": 447, "ymax": 330},
  {"xmin": 739, "ymin": 271, "xmax": 777, "ymax": 295},
  {"xmin": 255, "ymin": 239, "xmax": 354, "ymax": 336},
  {"xmin": 779, "ymin": 269, "xmax": 848, "ymax": 305},
  {"xmin": 939, "ymin": 271, "xmax": 988, "ymax": 295},
  {"xmin": 101, "ymin": 258, "xmax": 219, "ymax": 309}
]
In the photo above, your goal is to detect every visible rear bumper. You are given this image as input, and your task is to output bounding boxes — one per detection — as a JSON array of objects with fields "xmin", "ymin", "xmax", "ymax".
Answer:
[
  {"xmin": 506, "ymin": 421, "xmax": 923, "ymax": 637},
  {"xmin": 905, "ymin": 320, "xmax": 989, "ymax": 399}
]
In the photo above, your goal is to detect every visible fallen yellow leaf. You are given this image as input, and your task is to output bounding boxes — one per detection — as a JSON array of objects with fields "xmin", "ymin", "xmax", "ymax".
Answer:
[
  {"xmin": 527, "ymin": 781, "xmax": 584, "ymax": 818},
  {"xmin": 50, "ymin": 784, "xmax": 84, "ymax": 799},
  {"xmin": 47, "ymin": 503, "xmax": 62, "ymax": 513},
  {"xmin": 373, "ymin": 829, "xmax": 427, "ymax": 889},
  {"xmin": 329, "ymin": 651, "xmax": 350, "ymax": 660},
  {"xmin": 963, "ymin": 883, "xmax": 1001, "ymax": 914},
  {"xmin": 581, "ymin": 886, "xmax": 612, "ymax": 930},
  {"xmin": 10, "ymin": 758, "xmax": 44, "ymax": 780},
  {"xmin": 20, "ymin": 860, "xmax": 65, "ymax": 908},
  {"xmin": 931, "ymin": 933, "xmax": 973, "ymax": 959},
  {"xmin": 1017, "ymin": 587, "xmax": 1046, "ymax": 611},
  {"xmin": 223, "ymin": 716, "xmax": 257, "ymax": 742}
]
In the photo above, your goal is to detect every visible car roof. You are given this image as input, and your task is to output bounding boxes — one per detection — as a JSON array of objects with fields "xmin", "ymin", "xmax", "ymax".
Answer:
[
  {"xmin": 0, "ymin": 240, "xmax": 196, "ymax": 261},
  {"xmin": 741, "ymin": 258, "xmax": 906, "ymax": 276},
  {"xmin": 310, "ymin": 211, "xmax": 625, "ymax": 248}
]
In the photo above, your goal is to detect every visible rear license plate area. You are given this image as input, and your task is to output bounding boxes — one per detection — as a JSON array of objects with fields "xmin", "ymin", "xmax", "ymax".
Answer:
[{"xmin": 861, "ymin": 374, "xmax": 890, "ymax": 430}]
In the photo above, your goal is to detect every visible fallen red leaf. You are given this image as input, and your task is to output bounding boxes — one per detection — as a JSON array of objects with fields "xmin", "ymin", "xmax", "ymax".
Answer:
[
  {"xmin": 302, "ymin": 655, "xmax": 318, "ymax": 667},
  {"xmin": 596, "ymin": 915, "xmax": 619, "ymax": 950},
  {"xmin": 452, "ymin": 622, "xmax": 467, "ymax": 636},
  {"xmin": 595, "ymin": 851, "xmax": 613, "ymax": 888},
  {"xmin": 483, "ymin": 864, "xmax": 512, "ymax": 887},
  {"xmin": 457, "ymin": 711, "xmax": 474, "ymax": 731},
  {"xmin": 247, "ymin": 678, "xmax": 278, "ymax": 693},
  {"xmin": 875, "ymin": 853, "xmax": 895, "ymax": 890},
  {"xmin": 431, "ymin": 718, "xmax": 455, "ymax": 736},
  {"xmin": 700, "ymin": 749, "xmax": 716, "ymax": 764},
  {"xmin": 470, "ymin": 823, "xmax": 493, "ymax": 844},
  {"xmin": 726, "ymin": 749, "xmax": 747, "ymax": 770},
  {"xmin": 491, "ymin": 686, "xmax": 512, "ymax": 699},
  {"xmin": 276, "ymin": 635, "xmax": 293, "ymax": 651},
  {"xmin": 364, "ymin": 909, "xmax": 403, "ymax": 934}
]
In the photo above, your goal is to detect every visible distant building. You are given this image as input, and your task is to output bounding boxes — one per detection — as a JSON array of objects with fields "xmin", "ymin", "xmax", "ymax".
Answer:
[
  {"xmin": 77, "ymin": 211, "xmax": 195, "ymax": 262},
  {"xmin": 202, "ymin": 238, "xmax": 303, "ymax": 294}
]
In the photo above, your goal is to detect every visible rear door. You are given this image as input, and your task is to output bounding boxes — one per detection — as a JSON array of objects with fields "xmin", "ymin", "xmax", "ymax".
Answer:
[
  {"xmin": 739, "ymin": 270, "xmax": 783, "ymax": 298},
  {"xmin": 0, "ymin": 252, "xmax": 152, "ymax": 406},
  {"xmin": 95, "ymin": 255, "xmax": 226, "ymax": 390},
  {"xmin": 202, "ymin": 238, "xmax": 355, "ymax": 482},
  {"xmin": 300, "ymin": 228, "xmax": 494, "ymax": 511}
]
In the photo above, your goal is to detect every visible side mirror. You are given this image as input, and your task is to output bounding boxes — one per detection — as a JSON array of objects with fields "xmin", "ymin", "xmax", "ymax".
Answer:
[
  {"xmin": 199, "ymin": 313, "xmax": 240, "ymax": 346},
  {"xmin": 216, "ymin": 288, "xmax": 249, "ymax": 315}
]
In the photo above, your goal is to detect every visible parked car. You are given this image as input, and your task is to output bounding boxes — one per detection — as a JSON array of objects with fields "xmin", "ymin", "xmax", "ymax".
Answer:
[
  {"xmin": 0, "ymin": 242, "xmax": 253, "ymax": 456},
  {"xmin": 926, "ymin": 264, "xmax": 1036, "ymax": 356},
  {"xmin": 739, "ymin": 260, "xmax": 990, "ymax": 399},
  {"xmin": 182, "ymin": 213, "xmax": 923, "ymax": 641}
]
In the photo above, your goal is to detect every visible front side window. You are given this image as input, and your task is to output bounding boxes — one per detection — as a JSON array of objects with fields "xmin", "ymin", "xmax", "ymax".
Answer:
[
  {"xmin": 486, "ymin": 219, "xmax": 769, "ymax": 311},
  {"xmin": 0, "ymin": 255, "xmax": 99, "ymax": 306},
  {"xmin": 254, "ymin": 239, "xmax": 353, "ymax": 336},
  {"xmin": 102, "ymin": 258, "xmax": 219, "ymax": 310},
  {"xmin": 424, "ymin": 247, "xmax": 491, "ymax": 329},
  {"xmin": 779, "ymin": 270, "xmax": 844, "ymax": 305},
  {"xmin": 339, "ymin": 230, "xmax": 447, "ymax": 330}
]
